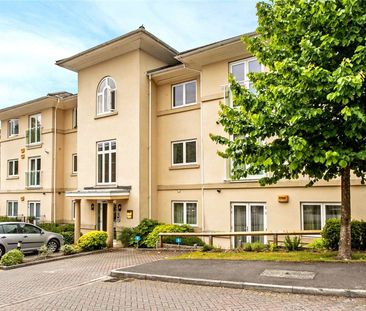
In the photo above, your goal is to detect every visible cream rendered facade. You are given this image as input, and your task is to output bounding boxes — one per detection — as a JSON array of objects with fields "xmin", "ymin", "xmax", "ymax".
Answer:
[{"xmin": 1, "ymin": 28, "xmax": 365, "ymax": 248}]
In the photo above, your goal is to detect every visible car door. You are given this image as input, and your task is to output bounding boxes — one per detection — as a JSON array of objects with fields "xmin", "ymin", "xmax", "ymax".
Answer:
[
  {"xmin": 0, "ymin": 223, "xmax": 23, "ymax": 251},
  {"xmin": 19, "ymin": 224, "xmax": 44, "ymax": 250}
]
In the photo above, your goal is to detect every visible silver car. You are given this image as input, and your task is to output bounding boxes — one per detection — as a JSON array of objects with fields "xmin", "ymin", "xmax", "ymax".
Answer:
[{"xmin": 0, "ymin": 222, "xmax": 64, "ymax": 258}]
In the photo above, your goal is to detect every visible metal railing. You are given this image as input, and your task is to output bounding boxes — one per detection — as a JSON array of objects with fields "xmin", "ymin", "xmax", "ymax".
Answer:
[
  {"xmin": 25, "ymin": 171, "xmax": 42, "ymax": 188},
  {"xmin": 158, "ymin": 230, "xmax": 322, "ymax": 248},
  {"xmin": 26, "ymin": 127, "xmax": 41, "ymax": 145}
]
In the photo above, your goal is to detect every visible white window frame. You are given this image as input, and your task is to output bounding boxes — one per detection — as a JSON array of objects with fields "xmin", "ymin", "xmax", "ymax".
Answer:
[
  {"xmin": 28, "ymin": 114, "xmax": 41, "ymax": 145},
  {"xmin": 7, "ymin": 201, "xmax": 18, "ymax": 218},
  {"xmin": 230, "ymin": 202, "xmax": 267, "ymax": 247},
  {"xmin": 96, "ymin": 77, "xmax": 116, "ymax": 115},
  {"xmin": 301, "ymin": 202, "xmax": 341, "ymax": 231},
  {"xmin": 8, "ymin": 119, "xmax": 19, "ymax": 137},
  {"xmin": 172, "ymin": 201, "xmax": 198, "ymax": 226},
  {"xmin": 229, "ymin": 57, "xmax": 263, "ymax": 107},
  {"xmin": 97, "ymin": 140, "xmax": 116, "ymax": 185},
  {"xmin": 171, "ymin": 139, "xmax": 197, "ymax": 166},
  {"xmin": 171, "ymin": 80, "xmax": 197, "ymax": 109},
  {"xmin": 28, "ymin": 156, "xmax": 41, "ymax": 187},
  {"xmin": 72, "ymin": 107, "xmax": 77, "ymax": 128},
  {"xmin": 7, "ymin": 159, "xmax": 19, "ymax": 177},
  {"xmin": 28, "ymin": 201, "xmax": 41, "ymax": 220},
  {"xmin": 72, "ymin": 154, "xmax": 77, "ymax": 174}
]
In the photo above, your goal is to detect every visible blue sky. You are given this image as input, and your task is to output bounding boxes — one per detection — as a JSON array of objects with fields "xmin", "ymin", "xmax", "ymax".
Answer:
[{"xmin": 0, "ymin": 0, "xmax": 258, "ymax": 108}]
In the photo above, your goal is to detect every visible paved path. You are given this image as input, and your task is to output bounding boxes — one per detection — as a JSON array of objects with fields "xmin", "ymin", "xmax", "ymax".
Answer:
[{"xmin": 0, "ymin": 249, "xmax": 365, "ymax": 310}]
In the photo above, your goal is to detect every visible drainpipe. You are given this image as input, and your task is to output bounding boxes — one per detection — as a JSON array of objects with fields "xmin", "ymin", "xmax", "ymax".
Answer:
[
  {"xmin": 53, "ymin": 96, "xmax": 62, "ymax": 223},
  {"xmin": 184, "ymin": 65, "xmax": 205, "ymax": 232},
  {"xmin": 148, "ymin": 74, "xmax": 152, "ymax": 219}
]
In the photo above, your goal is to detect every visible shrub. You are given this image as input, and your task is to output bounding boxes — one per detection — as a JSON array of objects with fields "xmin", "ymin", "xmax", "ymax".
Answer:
[
  {"xmin": 38, "ymin": 223, "xmax": 74, "ymax": 234},
  {"xmin": 118, "ymin": 227, "xmax": 134, "ymax": 247},
  {"xmin": 322, "ymin": 218, "xmax": 366, "ymax": 250},
  {"xmin": 0, "ymin": 216, "xmax": 21, "ymax": 222},
  {"xmin": 163, "ymin": 236, "xmax": 205, "ymax": 246},
  {"xmin": 61, "ymin": 231, "xmax": 74, "ymax": 245},
  {"xmin": 77, "ymin": 231, "xmax": 108, "ymax": 251},
  {"xmin": 61, "ymin": 244, "xmax": 80, "ymax": 255},
  {"xmin": 284, "ymin": 235, "xmax": 301, "ymax": 251},
  {"xmin": 243, "ymin": 243, "xmax": 252, "ymax": 251},
  {"xmin": 39, "ymin": 244, "xmax": 52, "ymax": 258},
  {"xmin": 322, "ymin": 218, "xmax": 341, "ymax": 250},
  {"xmin": 202, "ymin": 244, "xmax": 214, "ymax": 252},
  {"xmin": 267, "ymin": 242, "xmax": 278, "ymax": 252},
  {"xmin": 1, "ymin": 249, "xmax": 24, "ymax": 266},
  {"xmin": 251, "ymin": 242, "xmax": 266, "ymax": 252},
  {"xmin": 145, "ymin": 224, "xmax": 193, "ymax": 248},
  {"xmin": 307, "ymin": 238, "xmax": 326, "ymax": 250}
]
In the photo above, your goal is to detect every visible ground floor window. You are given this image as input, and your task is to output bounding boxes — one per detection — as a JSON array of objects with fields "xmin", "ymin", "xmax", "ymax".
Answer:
[
  {"xmin": 231, "ymin": 203, "xmax": 266, "ymax": 247},
  {"xmin": 28, "ymin": 201, "xmax": 41, "ymax": 220},
  {"xmin": 301, "ymin": 203, "xmax": 341, "ymax": 230},
  {"xmin": 172, "ymin": 201, "xmax": 197, "ymax": 226},
  {"xmin": 7, "ymin": 201, "xmax": 18, "ymax": 217}
]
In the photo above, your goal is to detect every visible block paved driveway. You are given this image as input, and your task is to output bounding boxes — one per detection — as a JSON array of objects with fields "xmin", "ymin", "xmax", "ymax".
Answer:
[{"xmin": 0, "ymin": 249, "xmax": 366, "ymax": 311}]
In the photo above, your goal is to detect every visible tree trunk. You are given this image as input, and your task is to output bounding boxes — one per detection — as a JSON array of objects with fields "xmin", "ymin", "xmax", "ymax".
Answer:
[{"xmin": 338, "ymin": 167, "xmax": 351, "ymax": 260}]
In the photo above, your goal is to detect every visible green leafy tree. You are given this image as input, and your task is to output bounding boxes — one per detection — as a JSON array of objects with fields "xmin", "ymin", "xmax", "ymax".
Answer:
[{"xmin": 211, "ymin": 0, "xmax": 366, "ymax": 260}]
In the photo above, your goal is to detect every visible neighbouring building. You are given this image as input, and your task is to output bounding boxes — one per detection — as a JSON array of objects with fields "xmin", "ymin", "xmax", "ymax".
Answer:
[{"xmin": 1, "ymin": 27, "xmax": 365, "ymax": 248}]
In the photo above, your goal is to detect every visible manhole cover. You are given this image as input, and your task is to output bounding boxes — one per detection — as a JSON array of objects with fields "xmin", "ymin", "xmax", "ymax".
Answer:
[{"xmin": 260, "ymin": 269, "xmax": 316, "ymax": 280}]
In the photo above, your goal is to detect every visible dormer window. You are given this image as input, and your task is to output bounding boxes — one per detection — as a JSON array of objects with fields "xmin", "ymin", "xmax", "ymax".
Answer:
[{"xmin": 97, "ymin": 77, "xmax": 116, "ymax": 115}]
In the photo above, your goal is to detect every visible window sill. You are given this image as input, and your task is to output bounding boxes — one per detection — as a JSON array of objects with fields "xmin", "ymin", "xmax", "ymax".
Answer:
[
  {"xmin": 94, "ymin": 111, "xmax": 118, "ymax": 120},
  {"xmin": 8, "ymin": 134, "xmax": 19, "ymax": 138},
  {"xmin": 7, "ymin": 176, "xmax": 19, "ymax": 180},
  {"xmin": 170, "ymin": 164, "xmax": 200, "ymax": 170},
  {"xmin": 26, "ymin": 186, "xmax": 42, "ymax": 190},
  {"xmin": 71, "ymin": 173, "xmax": 77, "ymax": 177},
  {"xmin": 26, "ymin": 143, "xmax": 43, "ymax": 150}
]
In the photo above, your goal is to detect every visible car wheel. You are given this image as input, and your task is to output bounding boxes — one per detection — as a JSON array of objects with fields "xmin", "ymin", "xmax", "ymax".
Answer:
[
  {"xmin": 0, "ymin": 245, "xmax": 5, "ymax": 258},
  {"xmin": 47, "ymin": 239, "xmax": 60, "ymax": 253}
]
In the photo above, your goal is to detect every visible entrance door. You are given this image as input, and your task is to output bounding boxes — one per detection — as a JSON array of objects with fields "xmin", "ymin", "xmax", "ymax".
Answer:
[
  {"xmin": 231, "ymin": 203, "xmax": 266, "ymax": 247},
  {"xmin": 97, "ymin": 202, "xmax": 108, "ymax": 231}
]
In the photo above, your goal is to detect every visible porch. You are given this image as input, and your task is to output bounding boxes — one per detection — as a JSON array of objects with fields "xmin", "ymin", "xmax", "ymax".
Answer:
[{"xmin": 65, "ymin": 187, "xmax": 131, "ymax": 247}]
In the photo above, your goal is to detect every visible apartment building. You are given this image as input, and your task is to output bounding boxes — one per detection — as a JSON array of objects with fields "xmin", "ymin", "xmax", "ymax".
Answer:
[
  {"xmin": 1, "ymin": 27, "xmax": 365, "ymax": 248},
  {"xmin": 0, "ymin": 92, "xmax": 77, "ymax": 223}
]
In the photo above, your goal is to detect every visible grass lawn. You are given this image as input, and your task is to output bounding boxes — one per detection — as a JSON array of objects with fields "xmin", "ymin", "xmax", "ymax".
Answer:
[{"xmin": 172, "ymin": 250, "xmax": 366, "ymax": 262}]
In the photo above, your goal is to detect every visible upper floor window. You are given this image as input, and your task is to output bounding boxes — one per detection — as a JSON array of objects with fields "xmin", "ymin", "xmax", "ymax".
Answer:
[
  {"xmin": 72, "ymin": 107, "xmax": 77, "ymax": 128},
  {"xmin": 97, "ymin": 77, "xmax": 116, "ymax": 115},
  {"xmin": 8, "ymin": 119, "xmax": 19, "ymax": 137},
  {"xmin": 230, "ymin": 58, "xmax": 262, "ymax": 94},
  {"xmin": 172, "ymin": 139, "xmax": 197, "ymax": 166},
  {"xmin": 72, "ymin": 154, "xmax": 77, "ymax": 174},
  {"xmin": 172, "ymin": 80, "xmax": 196, "ymax": 108},
  {"xmin": 27, "ymin": 157, "xmax": 41, "ymax": 187},
  {"xmin": 97, "ymin": 140, "xmax": 116, "ymax": 184},
  {"xmin": 8, "ymin": 159, "xmax": 19, "ymax": 177},
  {"xmin": 27, "ymin": 114, "xmax": 41, "ymax": 145}
]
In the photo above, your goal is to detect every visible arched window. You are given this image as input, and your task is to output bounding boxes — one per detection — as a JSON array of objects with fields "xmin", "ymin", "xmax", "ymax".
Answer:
[{"xmin": 97, "ymin": 77, "xmax": 116, "ymax": 115}]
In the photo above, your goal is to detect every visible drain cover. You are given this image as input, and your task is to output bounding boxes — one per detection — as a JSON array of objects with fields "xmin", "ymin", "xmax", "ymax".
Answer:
[{"xmin": 260, "ymin": 269, "xmax": 316, "ymax": 280}]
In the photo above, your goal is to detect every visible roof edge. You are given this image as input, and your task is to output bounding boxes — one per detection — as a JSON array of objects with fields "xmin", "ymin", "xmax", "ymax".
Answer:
[{"xmin": 56, "ymin": 27, "xmax": 179, "ymax": 68}]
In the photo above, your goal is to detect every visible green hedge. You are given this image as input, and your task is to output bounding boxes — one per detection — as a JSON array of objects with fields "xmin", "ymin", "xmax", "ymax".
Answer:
[
  {"xmin": 1, "ymin": 249, "xmax": 24, "ymax": 266},
  {"xmin": 322, "ymin": 218, "xmax": 366, "ymax": 250},
  {"xmin": 163, "ymin": 236, "xmax": 205, "ymax": 246},
  {"xmin": 38, "ymin": 223, "xmax": 74, "ymax": 233},
  {"xmin": 145, "ymin": 224, "xmax": 194, "ymax": 248},
  {"xmin": 77, "ymin": 231, "xmax": 108, "ymax": 251},
  {"xmin": 0, "ymin": 216, "xmax": 21, "ymax": 222}
]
